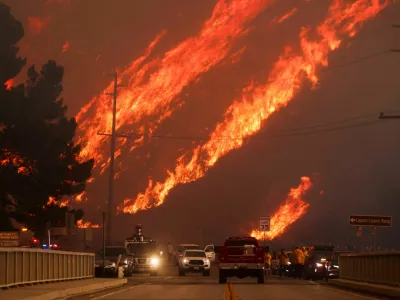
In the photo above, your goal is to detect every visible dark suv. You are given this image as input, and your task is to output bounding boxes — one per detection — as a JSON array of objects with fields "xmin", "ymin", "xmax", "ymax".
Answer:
[
  {"xmin": 326, "ymin": 250, "xmax": 356, "ymax": 278},
  {"xmin": 303, "ymin": 245, "xmax": 334, "ymax": 280}
]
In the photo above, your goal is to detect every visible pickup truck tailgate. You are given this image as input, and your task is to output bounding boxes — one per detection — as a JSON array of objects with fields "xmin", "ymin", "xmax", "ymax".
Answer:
[{"xmin": 226, "ymin": 245, "xmax": 257, "ymax": 263}]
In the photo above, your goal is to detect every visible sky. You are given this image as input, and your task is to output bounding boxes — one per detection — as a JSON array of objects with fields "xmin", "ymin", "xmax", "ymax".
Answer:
[{"xmin": 5, "ymin": 0, "xmax": 400, "ymax": 249}]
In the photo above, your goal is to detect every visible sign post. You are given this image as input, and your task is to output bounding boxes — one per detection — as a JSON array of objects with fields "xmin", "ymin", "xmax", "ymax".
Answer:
[
  {"xmin": 349, "ymin": 215, "xmax": 392, "ymax": 252},
  {"xmin": 259, "ymin": 216, "xmax": 270, "ymax": 232},
  {"xmin": 349, "ymin": 215, "xmax": 392, "ymax": 227},
  {"xmin": 356, "ymin": 226, "xmax": 362, "ymax": 237},
  {"xmin": 372, "ymin": 227, "xmax": 377, "ymax": 251},
  {"xmin": 259, "ymin": 216, "xmax": 270, "ymax": 246}
]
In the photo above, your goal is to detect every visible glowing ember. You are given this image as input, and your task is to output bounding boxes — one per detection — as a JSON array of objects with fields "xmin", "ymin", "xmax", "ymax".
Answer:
[
  {"xmin": 121, "ymin": 0, "xmax": 389, "ymax": 214},
  {"xmin": 75, "ymin": 191, "xmax": 87, "ymax": 203},
  {"xmin": 76, "ymin": 0, "xmax": 275, "ymax": 170},
  {"xmin": 59, "ymin": 200, "xmax": 69, "ymax": 207},
  {"xmin": 47, "ymin": 196, "xmax": 57, "ymax": 206},
  {"xmin": 5, "ymin": 79, "xmax": 14, "ymax": 91},
  {"xmin": 250, "ymin": 176, "xmax": 312, "ymax": 240},
  {"xmin": 62, "ymin": 40, "xmax": 70, "ymax": 52},
  {"xmin": 1, "ymin": 150, "xmax": 33, "ymax": 174},
  {"xmin": 46, "ymin": 196, "xmax": 70, "ymax": 207},
  {"xmin": 76, "ymin": 219, "xmax": 101, "ymax": 228}
]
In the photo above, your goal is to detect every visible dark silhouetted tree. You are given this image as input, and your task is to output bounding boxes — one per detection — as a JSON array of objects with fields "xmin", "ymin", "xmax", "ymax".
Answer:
[{"xmin": 0, "ymin": 3, "xmax": 94, "ymax": 238}]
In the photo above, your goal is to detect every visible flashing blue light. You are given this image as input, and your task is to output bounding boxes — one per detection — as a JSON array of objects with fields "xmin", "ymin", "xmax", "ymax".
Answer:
[{"xmin": 42, "ymin": 244, "xmax": 47, "ymax": 248}]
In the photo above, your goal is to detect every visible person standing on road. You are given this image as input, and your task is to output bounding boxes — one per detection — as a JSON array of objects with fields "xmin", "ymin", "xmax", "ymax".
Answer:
[
  {"xmin": 168, "ymin": 241, "xmax": 173, "ymax": 263},
  {"xmin": 279, "ymin": 249, "xmax": 289, "ymax": 277},
  {"xmin": 291, "ymin": 247, "xmax": 305, "ymax": 279},
  {"xmin": 264, "ymin": 251, "xmax": 272, "ymax": 276}
]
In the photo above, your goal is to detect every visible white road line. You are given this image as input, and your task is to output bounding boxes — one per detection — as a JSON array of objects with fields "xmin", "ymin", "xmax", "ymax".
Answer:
[{"xmin": 91, "ymin": 286, "xmax": 137, "ymax": 300}]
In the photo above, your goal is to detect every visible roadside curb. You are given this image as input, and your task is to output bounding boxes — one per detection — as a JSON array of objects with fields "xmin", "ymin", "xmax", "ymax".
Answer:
[
  {"xmin": 327, "ymin": 279, "xmax": 400, "ymax": 299},
  {"xmin": 23, "ymin": 278, "xmax": 127, "ymax": 300}
]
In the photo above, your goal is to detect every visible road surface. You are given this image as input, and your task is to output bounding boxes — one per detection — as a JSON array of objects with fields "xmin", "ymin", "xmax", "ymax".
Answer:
[{"xmin": 68, "ymin": 263, "xmax": 385, "ymax": 300}]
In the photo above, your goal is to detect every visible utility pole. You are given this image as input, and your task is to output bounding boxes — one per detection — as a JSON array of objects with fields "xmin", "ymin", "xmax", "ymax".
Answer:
[{"xmin": 104, "ymin": 72, "xmax": 125, "ymax": 246}]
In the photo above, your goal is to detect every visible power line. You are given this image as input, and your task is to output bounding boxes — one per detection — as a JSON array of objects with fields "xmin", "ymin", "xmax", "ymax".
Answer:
[
  {"xmin": 266, "ymin": 120, "xmax": 381, "ymax": 138},
  {"xmin": 273, "ymin": 109, "xmax": 400, "ymax": 134},
  {"xmin": 98, "ymin": 108, "xmax": 399, "ymax": 142}
]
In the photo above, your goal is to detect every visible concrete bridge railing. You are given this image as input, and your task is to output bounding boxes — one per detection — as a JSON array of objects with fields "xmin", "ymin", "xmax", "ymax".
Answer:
[
  {"xmin": 0, "ymin": 247, "xmax": 95, "ymax": 288},
  {"xmin": 339, "ymin": 251, "xmax": 400, "ymax": 286}
]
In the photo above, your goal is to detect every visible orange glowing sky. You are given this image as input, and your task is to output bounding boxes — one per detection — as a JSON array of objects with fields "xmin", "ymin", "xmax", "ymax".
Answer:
[{"xmin": 5, "ymin": 0, "xmax": 399, "ymax": 243}]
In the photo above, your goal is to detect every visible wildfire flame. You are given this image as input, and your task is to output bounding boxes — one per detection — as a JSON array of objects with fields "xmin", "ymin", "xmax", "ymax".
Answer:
[
  {"xmin": 76, "ymin": 219, "xmax": 101, "ymax": 228},
  {"xmin": 250, "ymin": 176, "xmax": 312, "ymax": 240},
  {"xmin": 1, "ymin": 150, "xmax": 33, "ymax": 175},
  {"xmin": 5, "ymin": 79, "xmax": 14, "ymax": 91},
  {"xmin": 121, "ymin": 0, "xmax": 389, "ymax": 214},
  {"xmin": 76, "ymin": 0, "xmax": 276, "ymax": 171}
]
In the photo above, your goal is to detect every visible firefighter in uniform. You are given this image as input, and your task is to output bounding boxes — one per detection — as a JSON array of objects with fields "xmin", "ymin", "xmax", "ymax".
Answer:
[{"xmin": 264, "ymin": 251, "xmax": 272, "ymax": 276}]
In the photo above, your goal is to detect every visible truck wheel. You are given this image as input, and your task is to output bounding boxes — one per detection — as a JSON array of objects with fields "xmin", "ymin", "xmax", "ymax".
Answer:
[
  {"xmin": 203, "ymin": 270, "xmax": 210, "ymax": 276},
  {"xmin": 219, "ymin": 270, "xmax": 227, "ymax": 284},
  {"xmin": 257, "ymin": 270, "xmax": 265, "ymax": 284},
  {"xmin": 150, "ymin": 271, "xmax": 157, "ymax": 276},
  {"xmin": 178, "ymin": 268, "xmax": 186, "ymax": 276}
]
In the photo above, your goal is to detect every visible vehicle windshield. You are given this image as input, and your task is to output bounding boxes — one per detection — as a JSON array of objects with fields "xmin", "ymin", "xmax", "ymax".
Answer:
[
  {"xmin": 225, "ymin": 240, "xmax": 258, "ymax": 247},
  {"xmin": 185, "ymin": 251, "xmax": 206, "ymax": 257},
  {"xmin": 103, "ymin": 247, "xmax": 126, "ymax": 256},
  {"xmin": 183, "ymin": 245, "xmax": 200, "ymax": 250},
  {"xmin": 127, "ymin": 243, "xmax": 156, "ymax": 255}
]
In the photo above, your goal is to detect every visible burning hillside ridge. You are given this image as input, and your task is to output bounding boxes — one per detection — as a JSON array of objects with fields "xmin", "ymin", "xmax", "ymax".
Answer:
[
  {"xmin": 250, "ymin": 176, "xmax": 313, "ymax": 240},
  {"xmin": 75, "ymin": 0, "xmax": 278, "ymax": 173},
  {"xmin": 120, "ymin": 0, "xmax": 389, "ymax": 215}
]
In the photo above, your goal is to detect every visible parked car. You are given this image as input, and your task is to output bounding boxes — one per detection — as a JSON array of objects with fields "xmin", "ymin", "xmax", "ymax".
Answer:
[
  {"xmin": 303, "ymin": 245, "xmax": 334, "ymax": 280},
  {"xmin": 178, "ymin": 249, "xmax": 211, "ymax": 276},
  {"xmin": 95, "ymin": 246, "xmax": 134, "ymax": 277},
  {"xmin": 326, "ymin": 250, "xmax": 356, "ymax": 278},
  {"xmin": 173, "ymin": 244, "xmax": 201, "ymax": 265}
]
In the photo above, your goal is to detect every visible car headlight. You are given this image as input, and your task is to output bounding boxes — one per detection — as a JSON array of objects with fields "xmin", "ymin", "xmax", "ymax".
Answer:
[
  {"xmin": 151, "ymin": 257, "xmax": 160, "ymax": 266},
  {"xmin": 315, "ymin": 263, "xmax": 323, "ymax": 268},
  {"xmin": 183, "ymin": 259, "xmax": 188, "ymax": 264},
  {"xmin": 111, "ymin": 262, "xmax": 116, "ymax": 267},
  {"xmin": 321, "ymin": 258, "xmax": 326, "ymax": 262},
  {"xmin": 287, "ymin": 262, "xmax": 291, "ymax": 265},
  {"xmin": 333, "ymin": 265, "xmax": 339, "ymax": 269}
]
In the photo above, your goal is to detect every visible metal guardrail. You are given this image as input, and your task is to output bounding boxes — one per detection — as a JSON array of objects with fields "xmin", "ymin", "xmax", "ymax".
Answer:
[
  {"xmin": 0, "ymin": 247, "xmax": 95, "ymax": 288},
  {"xmin": 339, "ymin": 251, "xmax": 400, "ymax": 286}
]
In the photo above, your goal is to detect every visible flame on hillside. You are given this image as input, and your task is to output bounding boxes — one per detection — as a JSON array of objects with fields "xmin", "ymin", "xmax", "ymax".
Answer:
[
  {"xmin": 76, "ymin": 0, "xmax": 276, "ymax": 173},
  {"xmin": 121, "ymin": 0, "xmax": 389, "ymax": 214},
  {"xmin": 250, "ymin": 176, "xmax": 312, "ymax": 240},
  {"xmin": 77, "ymin": 219, "xmax": 101, "ymax": 228}
]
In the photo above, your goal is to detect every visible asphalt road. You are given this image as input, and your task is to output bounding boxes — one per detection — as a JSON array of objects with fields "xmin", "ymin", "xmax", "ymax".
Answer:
[{"xmin": 68, "ymin": 263, "xmax": 385, "ymax": 300}]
